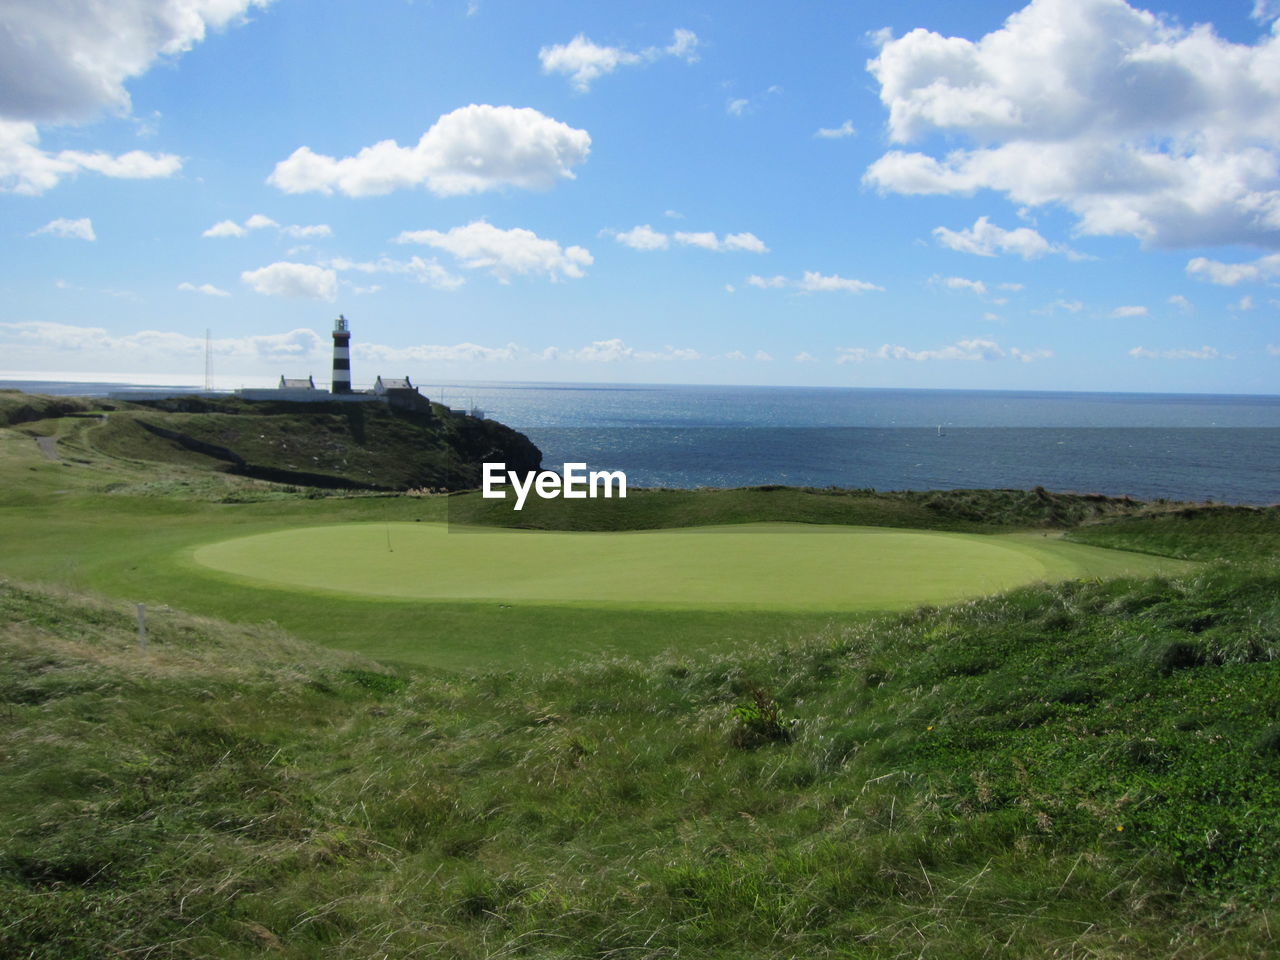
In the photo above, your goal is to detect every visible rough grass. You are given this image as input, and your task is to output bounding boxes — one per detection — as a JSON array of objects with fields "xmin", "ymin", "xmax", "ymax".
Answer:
[
  {"xmin": 1069, "ymin": 505, "xmax": 1280, "ymax": 562},
  {"xmin": 3, "ymin": 566, "xmax": 1278, "ymax": 958},
  {"xmin": 0, "ymin": 390, "xmax": 130, "ymax": 427},
  {"xmin": 88, "ymin": 395, "xmax": 540, "ymax": 491}
]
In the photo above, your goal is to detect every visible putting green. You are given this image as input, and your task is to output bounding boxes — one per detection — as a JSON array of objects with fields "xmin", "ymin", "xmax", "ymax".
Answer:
[{"xmin": 190, "ymin": 522, "xmax": 1190, "ymax": 611}]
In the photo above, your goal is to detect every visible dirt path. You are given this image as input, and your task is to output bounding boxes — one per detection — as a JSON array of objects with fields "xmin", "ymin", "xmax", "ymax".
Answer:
[{"xmin": 34, "ymin": 435, "xmax": 59, "ymax": 461}]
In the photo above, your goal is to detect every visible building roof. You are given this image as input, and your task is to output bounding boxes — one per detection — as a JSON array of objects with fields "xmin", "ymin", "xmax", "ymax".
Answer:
[
  {"xmin": 375, "ymin": 375, "xmax": 414, "ymax": 391},
  {"xmin": 279, "ymin": 376, "xmax": 316, "ymax": 389}
]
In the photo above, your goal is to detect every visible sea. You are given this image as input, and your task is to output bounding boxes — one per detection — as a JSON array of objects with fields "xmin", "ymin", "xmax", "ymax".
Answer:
[{"xmin": 7, "ymin": 378, "xmax": 1280, "ymax": 505}]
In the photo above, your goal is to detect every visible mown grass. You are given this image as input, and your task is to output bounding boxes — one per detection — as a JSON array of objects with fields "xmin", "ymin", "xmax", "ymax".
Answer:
[
  {"xmin": 3, "ymin": 564, "xmax": 1278, "ymax": 958},
  {"xmin": 190, "ymin": 522, "xmax": 1188, "ymax": 610},
  {"xmin": 0, "ymin": 406, "xmax": 1193, "ymax": 670}
]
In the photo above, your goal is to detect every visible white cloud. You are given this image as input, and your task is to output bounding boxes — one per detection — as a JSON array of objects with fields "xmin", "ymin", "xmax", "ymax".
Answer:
[
  {"xmin": 31, "ymin": 217, "xmax": 94, "ymax": 241},
  {"xmin": 865, "ymin": 0, "xmax": 1280, "ymax": 248},
  {"xmin": 673, "ymin": 230, "xmax": 768, "ymax": 253},
  {"xmin": 815, "ymin": 120, "xmax": 856, "ymax": 139},
  {"xmin": 932, "ymin": 275, "xmax": 987, "ymax": 296},
  {"xmin": 0, "ymin": 2, "xmax": 265, "ymax": 194},
  {"xmin": 799, "ymin": 271, "xmax": 882, "ymax": 293},
  {"xmin": 241, "ymin": 262, "xmax": 338, "ymax": 301},
  {"xmin": 567, "ymin": 339, "xmax": 700, "ymax": 362},
  {"xmin": 1186, "ymin": 252, "xmax": 1280, "ymax": 285},
  {"xmin": 1036, "ymin": 298, "xmax": 1084, "ymax": 314},
  {"xmin": 281, "ymin": 223, "xmax": 332, "ymax": 239},
  {"xmin": 324, "ymin": 255, "xmax": 464, "ymax": 291},
  {"xmin": 0, "ymin": 119, "xmax": 181, "ymax": 195},
  {"xmin": 932, "ymin": 216, "xmax": 1072, "ymax": 259},
  {"xmin": 1010, "ymin": 347, "xmax": 1054, "ymax": 362},
  {"xmin": 837, "ymin": 338, "xmax": 1046, "ymax": 363},
  {"xmin": 0, "ymin": 321, "xmax": 323, "ymax": 366},
  {"xmin": 793, "ymin": 351, "xmax": 817, "ymax": 363},
  {"xmin": 748, "ymin": 271, "xmax": 882, "ymax": 293},
  {"xmin": 1253, "ymin": 1, "xmax": 1280, "ymax": 24},
  {"xmin": 611, "ymin": 224, "xmax": 669, "ymax": 250},
  {"xmin": 355, "ymin": 341, "xmax": 521, "ymax": 364},
  {"xmin": 673, "ymin": 231, "xmax": 716, "ymax": 251},
  {"xmin": 666, "ymin": 28, "xmax": 700, "ymax": 62},
  {"xmin": 726, "ymin": 98, "xmax": 749, "ymax": 117},
  {"xmin": 203, "ymin": 219, "xmax": 245, "ymax": 238},
  {"xmin": 539, "ymin": 35, "xmax": 643, "ymax": 92},
  {"xmin": 1234, "ymin": 295, "xmax": 1256, "ymax": 311},
  {"xmin": 178, "ymin": 281, "xmax": 229, "ymax": 297},
  {"xmin": 1111, "ymin": 305, "xmax": 1148, "ymax": 317},
  {"xmin": 0, "ymin": 0, "xmax": 270, "ymax": 123},
  {"xmin": 394, "ymin": 221, "xmax": 592, "ymax": 282},
  {"xmin": 604, "ymin": 224, "xmax": 766, "ymax": 253},
  {"xmin": 718, "ymin": 349, "xmax": 774, "ymax": 362},
  {"xmin": 268, "ymin": 104, "xmax": 590, "ymax": 198},
  {"xmin": 202, "ymin": 213, "xmax": 329, "ymax": 240},
  {"xmin": 998, "ymin": 282, "xmax": 1024, "ymax": 291},
  {"xmin": 538, "ymin": 29, "xmax": 700, "ymax": 92},
  {"xmin": 1168, "ymin": 294, "xmax": 1193, "ymax": 312},
  {"xmin": 0, "ymin": 321, "xmax": 709, "ymax": 375},
  {"xmin": 1129, "ymin": 345, "xmax": 1223, "ymax": 360},
  {"xmin": 723, "ymin": 232, "xmax": 768, "ymax": 253},
  {"xmin": 1268, "ymin": 344, "xmax": 1280, "ymax": 356}
]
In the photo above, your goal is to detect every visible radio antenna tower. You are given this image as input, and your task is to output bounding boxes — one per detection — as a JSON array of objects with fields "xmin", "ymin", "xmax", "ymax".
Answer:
[{"xmin": 203, "ymin": 328, "xmax": 214, "ymax": 391}]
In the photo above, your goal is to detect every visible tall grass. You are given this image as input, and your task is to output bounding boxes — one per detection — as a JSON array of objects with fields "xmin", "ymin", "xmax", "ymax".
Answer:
[
  {"xmin": 1069, "ymin": 505, "xmax": 1280, "ymax": 562},
  {"xmin": 3, "ymin": 567, "xmax": 1277, "ymax": 958}
]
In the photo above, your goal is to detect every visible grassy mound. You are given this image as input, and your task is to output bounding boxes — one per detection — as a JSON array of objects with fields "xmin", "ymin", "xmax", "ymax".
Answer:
[
  {"xmin": 91, "ymin": 396, "xmax": 540, "ymax": 490},
  {"xmin": 0, "ymin": 390, "xmax": 127, "ymax": 427},
  {"xmin": 3, "ymin": 567, "xmax": 1278, "ymax": 958},
  {"xmin": 1, "ymin": 391, "xmax": 541, "ymax": 492},
  {"xmin": 1069, "ymin": 504, "xmax": 1280, "ymax": 562}
]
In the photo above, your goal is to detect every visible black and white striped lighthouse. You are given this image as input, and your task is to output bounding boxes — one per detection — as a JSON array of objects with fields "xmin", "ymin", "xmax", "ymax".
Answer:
[{"xmin": 331, "ymin": 314, "xmax": 351, "ymax": 394}]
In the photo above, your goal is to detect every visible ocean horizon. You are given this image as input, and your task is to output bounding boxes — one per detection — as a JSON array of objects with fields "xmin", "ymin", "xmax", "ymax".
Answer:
[{"xmin": 6, "ymin": 377, "xmax": 1279, "ymax": 505}]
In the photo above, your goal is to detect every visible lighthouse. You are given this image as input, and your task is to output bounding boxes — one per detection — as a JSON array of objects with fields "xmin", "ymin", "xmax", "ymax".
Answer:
[{"xmin": 331, "ymin": 314, "xmax": 351, "ymax": 394}]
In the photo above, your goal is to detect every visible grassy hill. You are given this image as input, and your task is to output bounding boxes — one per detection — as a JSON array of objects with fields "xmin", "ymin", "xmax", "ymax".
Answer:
[
  {"xmin": 1067, "ymin": 504, "xmax": 1280, "ymax": 563},
  {"xmin": 4, "ymin": 391, "xmax": 541, "ymax": 491},
  {"xmin": 0, "ymin": 388, "xmax": 124, "ymax": 427},
  {"xmin": 94, "ymin": 395, "xmax": 542, "ymax": 490},
  {"xmin": 2, "ymin": 389, "xmax": 1279, "ymax": 955},
  {"xmin": 2, "ymin": 561, "xmax": 1277, "ymax": 958}
]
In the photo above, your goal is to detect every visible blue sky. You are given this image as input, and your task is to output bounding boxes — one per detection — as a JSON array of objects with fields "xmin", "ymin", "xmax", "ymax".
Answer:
[{"xmin": 1, "ymin": 0, "xmax": 1278, "ymax": 392}]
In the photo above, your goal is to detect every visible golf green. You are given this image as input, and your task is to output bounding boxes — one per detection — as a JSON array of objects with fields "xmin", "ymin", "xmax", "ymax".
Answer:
[{"xmin": 191, "ymin": 522, "xmax": 1188, "ymax": 611}]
